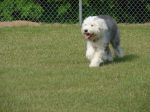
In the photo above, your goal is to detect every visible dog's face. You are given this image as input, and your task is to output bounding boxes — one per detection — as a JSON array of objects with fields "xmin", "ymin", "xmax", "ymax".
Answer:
[
  {"xmin": 81, "ymin": 16, "xmax": 101, "ymax": 41},
  {"xmin": 81, "ymin": 16, "xmax": 108, "ymax": 41}
]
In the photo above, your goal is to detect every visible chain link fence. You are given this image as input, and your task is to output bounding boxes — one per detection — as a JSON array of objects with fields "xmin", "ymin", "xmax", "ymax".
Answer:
[{"xmin": 0, "ymin": 0, "xmax": 150, "ymax": 24}]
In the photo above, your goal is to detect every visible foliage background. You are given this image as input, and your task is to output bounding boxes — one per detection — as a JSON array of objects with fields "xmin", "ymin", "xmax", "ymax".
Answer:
[{"xmin": 0, "ymin": 0, "xmax": 150, "ymax": 23}]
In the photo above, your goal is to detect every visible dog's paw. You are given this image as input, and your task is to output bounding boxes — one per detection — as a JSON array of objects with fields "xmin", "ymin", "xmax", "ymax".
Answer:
[
  {"xmin": 89, "ymin": 64, "xmax": 99, "ymax": 67},
  {"xmin": 89, "ymin": 61, "xmax": 103, "ymax": 67},
  {"xmin": 107, "ymin": 56, "xmax": 113, "ymax": 62}
]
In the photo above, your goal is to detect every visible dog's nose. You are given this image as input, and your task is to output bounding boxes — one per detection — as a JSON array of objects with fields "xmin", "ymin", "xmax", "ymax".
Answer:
[{"xmin": 84, "ymin": 29, "xmax": 88, "ymax": 33}]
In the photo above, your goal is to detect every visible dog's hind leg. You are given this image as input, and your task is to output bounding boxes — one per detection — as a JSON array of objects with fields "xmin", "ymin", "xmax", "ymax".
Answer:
[
  {"xmin": 111, "ymin": 30, "xmax": 123, "ymax": 58},
  {"xmin": 103, "ymin": 43, "xmax": 113, "ymax": 61}
]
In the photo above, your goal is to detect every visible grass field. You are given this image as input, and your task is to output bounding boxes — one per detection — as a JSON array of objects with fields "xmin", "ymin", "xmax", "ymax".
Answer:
[{"xmin": 0, "ymin": 24, "xmax": 150, "ymax": 112}]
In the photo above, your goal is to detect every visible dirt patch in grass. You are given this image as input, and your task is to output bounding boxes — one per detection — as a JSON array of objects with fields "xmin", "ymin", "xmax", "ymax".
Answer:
[
  {"xmin": 0, "ymin": 20, "xmax": 41, "ymax": 27},
  {"xmin": 144, "ymin": 22, "xmax": 150, "ymax": 25}
]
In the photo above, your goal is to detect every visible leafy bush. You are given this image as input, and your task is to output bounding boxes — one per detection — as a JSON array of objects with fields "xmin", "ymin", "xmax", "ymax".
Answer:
[
  {"xmin": 0, "ymin": 0, "xmax": 44, "ymax": 21},
  {"xmin": 0, "ymin": 0, "xmax": 149, "ymax": 23}
]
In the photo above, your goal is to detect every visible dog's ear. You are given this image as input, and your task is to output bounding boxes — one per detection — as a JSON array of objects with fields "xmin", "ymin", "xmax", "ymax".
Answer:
[
  {"xmin": 98, "ymin": 20, "xmax": 108, "ymax": 31},
  {"xmin": 101, "ymin": 21, "xmax": 108, "ymax": 30}
]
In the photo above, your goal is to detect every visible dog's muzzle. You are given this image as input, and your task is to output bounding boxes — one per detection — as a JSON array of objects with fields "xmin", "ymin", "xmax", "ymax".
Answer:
[
  {"xmin": 84, "ymin": 33, "xmax": 94, "ymax": 39},
  {"xmin": 83, "ymin": 29, "xmax": 93, "ymax": 39},
  {"xmin": 83, "ymin": 32, "xmax": 99, "ymax": 42}
]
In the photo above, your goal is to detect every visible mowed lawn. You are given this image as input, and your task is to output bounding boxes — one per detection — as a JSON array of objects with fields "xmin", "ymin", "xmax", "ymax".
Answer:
[{"xmin": 0, "ymin": 24, "xmax": 150, "ymax": 112}]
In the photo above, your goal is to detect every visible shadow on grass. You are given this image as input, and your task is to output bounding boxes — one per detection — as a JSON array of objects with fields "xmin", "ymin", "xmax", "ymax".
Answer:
[
  {"xmin": 114, "ymin": 54, "xmax": 139, "ymax": 63},
  {"xmin": 101, "ymin": 54, "xmax": 139, "ymax": 66}
]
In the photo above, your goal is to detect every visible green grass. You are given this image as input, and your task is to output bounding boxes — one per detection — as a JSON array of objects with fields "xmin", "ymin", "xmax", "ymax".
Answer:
[{"xmin": 0, "ymin": 24, "xmax": 150, "ymax": 112}]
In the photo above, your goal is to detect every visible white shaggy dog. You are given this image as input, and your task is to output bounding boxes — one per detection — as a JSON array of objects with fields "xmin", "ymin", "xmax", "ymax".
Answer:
[{"xmin": 81, "ymin": 15, "xmax": 123, "ymax": 67}]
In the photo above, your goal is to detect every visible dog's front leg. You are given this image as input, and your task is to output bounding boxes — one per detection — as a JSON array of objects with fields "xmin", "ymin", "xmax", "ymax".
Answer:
[
  {"xmin": 86, "ymin": 41, "xmax": 95, "ymax": 61},
  {"xmin": 89, "ymin": 49, "xmax": 104, "ymax": 67}
]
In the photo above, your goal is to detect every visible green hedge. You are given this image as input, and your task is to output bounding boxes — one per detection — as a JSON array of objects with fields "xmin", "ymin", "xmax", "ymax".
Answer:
[
  {"xmin": 0, "ymin": 0, "xmax": 149, "ymax": 23},
  {"xmin": 0, "ymin": 0, "xmax": 44, "ymax": 21}
]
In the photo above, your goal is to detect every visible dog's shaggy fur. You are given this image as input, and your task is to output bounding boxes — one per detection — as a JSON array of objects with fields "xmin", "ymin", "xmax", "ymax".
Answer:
[{"xmin": 81, "ymin": 15, "xmax": 123, "ymax": 67}]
